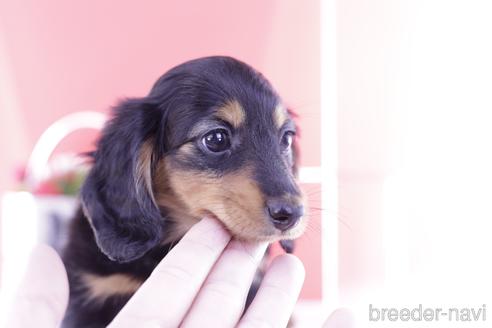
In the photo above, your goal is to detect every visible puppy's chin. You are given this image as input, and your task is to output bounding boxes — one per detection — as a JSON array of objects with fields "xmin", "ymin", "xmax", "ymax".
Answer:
[
  {"xmin": 200, "ymin": 209, "xmax": 307, "ymax": 243},
  {"xmin": 160, "ymin": 205, "xmax": 307, "ymax": 245}
]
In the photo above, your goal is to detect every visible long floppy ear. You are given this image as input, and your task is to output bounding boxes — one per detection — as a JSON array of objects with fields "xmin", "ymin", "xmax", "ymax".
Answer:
[
  {"xmin": 288, "ymin": 108, "xmax": 301, "ymax": 177},
  {"xmin": 81, "ymin": 97, "xmax": 164, "ymax": 262}
]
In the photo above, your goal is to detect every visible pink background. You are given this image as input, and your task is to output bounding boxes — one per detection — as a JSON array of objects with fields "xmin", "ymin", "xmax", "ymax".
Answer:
[{"xmin": 0, "ymin": 1, "xmax": 321, "ymax": 299}]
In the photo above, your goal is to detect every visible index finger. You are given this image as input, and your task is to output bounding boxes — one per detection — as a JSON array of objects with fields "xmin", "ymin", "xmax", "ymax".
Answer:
[{"xmin": 109, "ymin": 217, "xmax": 231, "ymax": 328}]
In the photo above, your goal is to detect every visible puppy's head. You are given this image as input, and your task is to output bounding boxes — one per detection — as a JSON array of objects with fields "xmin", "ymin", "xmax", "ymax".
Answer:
[{"xmin": 81, "ymin": 56, "xmax": 306, "ymax": 262}]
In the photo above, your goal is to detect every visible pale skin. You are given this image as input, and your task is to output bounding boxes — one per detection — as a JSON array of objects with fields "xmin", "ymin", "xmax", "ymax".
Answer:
[{"xmin": 4, "ymin": 218, "xmax": 354, "ymax": 328}]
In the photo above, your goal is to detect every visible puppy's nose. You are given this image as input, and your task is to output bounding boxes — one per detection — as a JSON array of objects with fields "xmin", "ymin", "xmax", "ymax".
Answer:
[{"xmin": 267, "ymin": 198, "xmax": 304, "ymax": 231}]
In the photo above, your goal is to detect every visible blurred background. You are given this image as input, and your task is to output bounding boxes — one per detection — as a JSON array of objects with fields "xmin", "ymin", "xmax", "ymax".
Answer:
[{"xmin": 2, "ymin": 0, "xmax": 492, "ymax": 327}]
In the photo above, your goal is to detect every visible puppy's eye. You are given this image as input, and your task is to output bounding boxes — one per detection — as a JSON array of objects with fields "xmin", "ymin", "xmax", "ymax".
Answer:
[
  {"xmin": 280, "ymin": 131, "xmax": 295, "ymax": 151},
  {"xmin": 202, "ymin": 129, "xmax": 231, "ymax": 153}
]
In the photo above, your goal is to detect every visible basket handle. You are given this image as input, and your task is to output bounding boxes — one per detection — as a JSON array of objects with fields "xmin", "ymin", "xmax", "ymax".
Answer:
[{"xmin": 24, "ymin": 111, "xmax": 107, "ymax": 189}]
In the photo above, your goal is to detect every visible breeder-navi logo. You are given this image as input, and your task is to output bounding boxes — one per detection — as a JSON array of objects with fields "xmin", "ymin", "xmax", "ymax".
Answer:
[{"xmin": 369, "ymin": 304, "xmax": 487, "ymax": 322}]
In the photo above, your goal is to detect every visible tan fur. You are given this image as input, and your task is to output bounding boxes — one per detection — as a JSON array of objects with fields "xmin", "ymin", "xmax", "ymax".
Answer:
[
  {"xmin": 159, "ymin": 160, "xmax": 307, "ymax": 242},
  {"xmin": 215, "ymin": 100, "xmax": 245, "ymax": 128},
  {"xmin": 274, "ymin": 104, "xmax": 288, "ymax": 129},
  {"xmin": 175, "ymin": 143, "xmax": 195, "ymax": 161},
  {"xmin": 81, "ymin": 273, "xmax": 143, "ymax": 301},
  {"xmin": 166, "ymin": 166, "xmax": 270, "ymax": 241},
  {"xmin": 153, "ymin": 159, "xmax": 199, "ymax": 244},
  {"xmin": 135, "ymin": 139, "xmax": 156, "ymax": 205}
]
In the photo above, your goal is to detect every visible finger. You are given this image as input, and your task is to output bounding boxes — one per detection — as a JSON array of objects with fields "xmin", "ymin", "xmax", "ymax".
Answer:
[
  {"xmin": 109, "ymin": 217, "xmax": 231, "ymax": 328},
  {"xmin": 5, "ymin": 244, "xmax": 69, "ymax": 328},
  {"xmin": 181, "ymin": 240, "xmax": 268, "ymax": 328},
  {"xmin": 322, "ymin": 308, "xmax": 356, "ymax": 328},
  {"xmin": 238, "ymin": 254, "xmax": 305, "ymax": 328}
]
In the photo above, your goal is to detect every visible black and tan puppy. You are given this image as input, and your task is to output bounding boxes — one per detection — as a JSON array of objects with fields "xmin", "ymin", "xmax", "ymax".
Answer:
[{"xmin": 62, "ymin": 56, "xmax": 306, "ymax": 327}]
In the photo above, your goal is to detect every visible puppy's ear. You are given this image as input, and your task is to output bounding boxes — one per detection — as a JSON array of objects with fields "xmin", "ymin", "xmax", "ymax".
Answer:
[
  {"xmin": 81, "ymin": 98, "xmax": 164, "ymax": 262},
  {"xmin": 291, "ymin": 137, "xmax": 300, "ymax": 177},
  {"xmin": 288, "ymin": 109, "xmax": 300, "ymax": 177}
]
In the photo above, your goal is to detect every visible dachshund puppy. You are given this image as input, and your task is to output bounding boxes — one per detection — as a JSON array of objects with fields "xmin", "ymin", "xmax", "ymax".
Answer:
[{"xmin": 61, "ymin": 56, "xmax": 306, "ymax": 327}]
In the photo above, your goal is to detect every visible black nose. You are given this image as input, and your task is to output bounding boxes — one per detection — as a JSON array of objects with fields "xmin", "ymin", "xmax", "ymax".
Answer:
[{"xmin": 266, "ymin": 199, "xmax": 304, "ymax": 231}]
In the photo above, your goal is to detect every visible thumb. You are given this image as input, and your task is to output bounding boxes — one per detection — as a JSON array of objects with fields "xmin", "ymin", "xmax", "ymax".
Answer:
[{"xmin": 5, "ymin": 244, "xmax": 69, "ymax": 328}]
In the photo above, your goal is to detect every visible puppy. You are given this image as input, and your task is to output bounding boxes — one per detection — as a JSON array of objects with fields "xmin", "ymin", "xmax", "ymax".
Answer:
[{"xmin": 61, "ymin": 56, "xmax": 306, "ymax": 327}]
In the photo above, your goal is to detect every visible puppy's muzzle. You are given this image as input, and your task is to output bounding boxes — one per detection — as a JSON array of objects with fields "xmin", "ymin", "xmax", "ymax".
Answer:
[{"xmin": 266, "ymin": 198, "xmax": 304, "ymax": 231}]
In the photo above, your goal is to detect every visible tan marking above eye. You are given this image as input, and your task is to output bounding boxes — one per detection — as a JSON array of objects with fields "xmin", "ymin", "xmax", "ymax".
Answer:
[
  {"xmin": 81, "ymin": 273, "xmax": 143, "ymax": 301},
  {"xmin": 215, "ymin": 100, "xmax": 245, "ymax": 128},
  {"xmin": 274, "ymin": 104, "xmax": 288, "ymax": 129}
]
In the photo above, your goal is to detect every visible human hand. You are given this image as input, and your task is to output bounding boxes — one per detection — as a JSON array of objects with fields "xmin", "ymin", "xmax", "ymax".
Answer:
[{"xmin": 4, "ymin": 217, "xmax": 306, "ymax": 328}]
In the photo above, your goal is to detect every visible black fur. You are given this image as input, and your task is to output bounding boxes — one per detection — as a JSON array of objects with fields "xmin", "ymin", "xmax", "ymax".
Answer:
[{"xmin": 81, "ymin": 99, "xmax": 164, "ymax": 262}]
